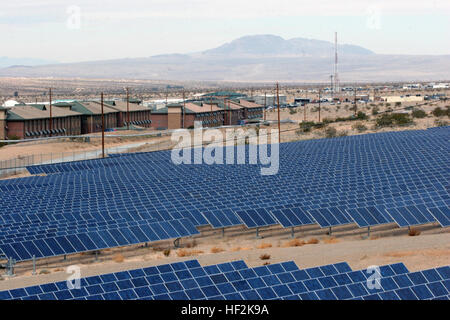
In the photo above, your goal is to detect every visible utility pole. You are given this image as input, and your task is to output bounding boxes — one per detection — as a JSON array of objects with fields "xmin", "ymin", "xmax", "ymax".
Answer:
[
  {"xmin": 304, "ymin": 102, "xmax": 307, "ymax": 122},
  {"xmin": 49, "ymin": 88, "xmax": 53, "ymax": 137},
  {"xmin": 276, "ymin": 83, "xmax": 281, "ymax": 144},
  {"xmin": 264, "ymin": 92, "xmax": 267, "ymax": 121},
  {"xmin": 183, "ymin": 91, "xmax": 186, "ymax": 128},
  {"xmin": 228, "ymin": 100, "xmax": 231, "ymax": 125},
  {"xmin": 126, "ymin": 87, "xmax": 130, "ymax": 130},
  {"xmin": 354, "ymin": 87, "xmax": 357, "ymax": 116},
  {"xmin": 318, "ymin": 89, "xmax": 321, "ymax": 123},
  {"xmin": 101, "ymin": 92, "xmax": 105, "ymax": 159}
]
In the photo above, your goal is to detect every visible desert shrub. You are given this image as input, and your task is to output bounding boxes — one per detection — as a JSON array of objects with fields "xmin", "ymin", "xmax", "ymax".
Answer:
[
  {"xmin": 385, "ymin": 103, "xmax": 391, "ymax": 107},
  {"xmin": 256, "ymin": 242, "xmax": 272, "ymax": 249},
  {"xmin": 282, "ymin": 239, "xmax": 305, "ymax": 247},
  {"xmin": 176, "ymin": 249, "xmax": 203, "ymax": 257},
  {"xmin": 408, "ymin": 227, "xmax": 421, "ymax": 237},
  {"xmin": 325, "ymin": 127, "xmax": 337, "ymax": 138},
  {"xmin": 323, "ymin": 237, "xmax": 340, "ymax": 244},
  {"xmin": 356, "ymin": 111, "xmax": 368, "ymax": 120},
  {"xmin": 306, "ymin": 238, "xmax": 319, "ymax": 244},
  {"xmin": 338, "ymin": 130, "xmax": 348, "ymax": 137},
  {"xmin": 432, "ymin": 107, "xmax": 449, "ymax": 117},
  {"xmin": 376, "ymin": 113, "xmax": 413, "ymax": 127},
  {"xmin": 210, "ymin": 247, "xmax": 225, "ymax": 254},
  {"xmin": 113, "ymin": 253, "xmax": 125, "ymax": 262},
  {"xmin": 435, "ymin": 119, "xmax": 449, "ymax": 127},
  {"xmin": 352, "ymin": 123, "xmax": 368, "ymax": 132},
  {"xmin": 395, "ymin": 102, "xmax": 402, "ymax": 107},
  {"xmin": 299, "ymin": 121, "xmax": 325, "ymax": 132},
  {"xmin": 289, "ymin": 108, "xmax": 297, "ymax": 115},
  {"xmin": 7, "ymin": 134, "xmax": 20, "ymax": 140},
  {"xmin": 259, "ymin": 254, "xmax": 271, "ymax": 260},
  {"xmin": 185, "ymin": 239, "xmax": 197, "ymax": 248},
  {"xmin": 163, "ymin": 248, "xmax": 171, "ymax": 257},
  {"xmin": 411, "ymin": 109, "xmax": 427, "ymax": 118},
  {"xmin": 372, "ymin": 107, "xmax": 379, "ymax": 115}
]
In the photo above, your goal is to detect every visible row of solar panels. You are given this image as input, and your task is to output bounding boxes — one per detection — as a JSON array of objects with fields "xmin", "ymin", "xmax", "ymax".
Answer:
[
  {"xmin": 0, "ymin": 259, "xmax": 448, "ymax": 300},
  {"xmin": 203, "ymin": 205, "xmax": 449, "ymax": 230},
  {"xmin": 1, "ymin": 128, "xmax": 447, "ymax": 262},
  {"xmin": 0, "ymin": 218, "xmax": 198, "ymax": 262}
]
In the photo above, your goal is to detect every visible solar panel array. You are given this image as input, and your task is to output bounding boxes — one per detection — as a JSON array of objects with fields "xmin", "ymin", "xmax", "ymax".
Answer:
[
  {"xmin": 0, "ymin": 128, "xmax": 448, "ymax": 262},
  {"xmin": 0, "ymin": 259, "xmax": 448, "ymax": 300}
]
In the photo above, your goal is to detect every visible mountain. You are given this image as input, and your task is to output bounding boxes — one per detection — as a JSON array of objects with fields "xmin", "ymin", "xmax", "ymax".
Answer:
[
  {"xmin": 0, "ymin": 35, "xmax": 449, "ymax": 82},
  {"xmin": 200, "ymin": 35, "xmax": 373, "ymax": 57},
  {"xmin": 0, "ymin": 56, "xmax": 57, "ymax": 68}
]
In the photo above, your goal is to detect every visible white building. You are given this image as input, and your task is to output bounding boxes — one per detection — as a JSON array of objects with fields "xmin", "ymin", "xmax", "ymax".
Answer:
[
  {"xmin": 252, "ymin": 95, "xmax": 287, "ymax": 106},
  {"xmin": 2, "ymin": 99, "xmax": 20, "ymax": 107}
]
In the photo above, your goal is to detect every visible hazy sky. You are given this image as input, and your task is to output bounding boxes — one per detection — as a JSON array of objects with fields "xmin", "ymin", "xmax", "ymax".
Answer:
[{"xmin": 1, "ymin": 0, "xmax": 449, "ymax": 62}]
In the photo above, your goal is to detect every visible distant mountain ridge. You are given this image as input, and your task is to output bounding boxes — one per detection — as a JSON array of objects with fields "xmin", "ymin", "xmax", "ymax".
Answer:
[
  {"xmin": 200, "ymin": 35, "xmax": 374, "ymax": 57},
  {"xmin": 0, "ymin": 35, "xmax": 449, "ymax": 82},
  {"xmin": 0, "ymin": 56, "xmax": 57, "ymax": 68}
]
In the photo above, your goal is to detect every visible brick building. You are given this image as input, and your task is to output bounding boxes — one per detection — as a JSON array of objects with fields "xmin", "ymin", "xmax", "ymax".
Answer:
[
  {"xmin": 4, "ymin": 104, "xmax": 82, "ymax": 139},
  {"xmin": 58, "ymin": 101, "xmax": 119, "ymax": 134},
  {"xmin": 102, "ymin": 101, "xmax": 152, "ymax": 128}
]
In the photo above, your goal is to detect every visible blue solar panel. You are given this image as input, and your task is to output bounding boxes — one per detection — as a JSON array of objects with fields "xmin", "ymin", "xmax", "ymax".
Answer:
[
  {"xmin": 346, "ymin": 207, "xmax": 393, "ymax": 227},
  {"xmin": 307, "ymin": 208, "xmax": 352, "ymax": 228},
  {"xmin": 202, "ymin": 209, "xmax": 243, "ymax": 229},
  {"xmin": 428, "ymin": 207, "xmax": 450, "ymax": 227},
  {"xmin": 1, "ymin": 127, "xmax": 448, "ymax": 264},
  {"xmin": 235, "ymin": 209, "xmax": 277, "ymax": 228},
  {"xmin": 387, "ymin": 205, "xmax": 436, "ymax": 227},
  {"xmin": 270, "ymin": 208, "xmax": 315, "ymax": 228},
  {"xmin": 1, "ymin": 258, "xmax": 449, "ymax": 300},
  {"xmin": 0, "ymin": 219, "xmax": 199, "ymax": 262}
]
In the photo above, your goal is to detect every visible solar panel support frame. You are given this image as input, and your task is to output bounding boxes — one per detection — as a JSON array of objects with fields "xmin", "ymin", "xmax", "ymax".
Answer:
[
  {"xmin": 5, "ymin": 258, "xmax": 16, "ymax": 277},
  {"xmin": 291, "ymin": 227, "xmax": 295, "ymax": 238},
  {"xmin": 32, "ymin": 255, "xmax": 36, "ymax": 275},
  {"xmin": 174, "ymin": 238, "xmax": 181, "ymax": 248},
  {"xmin": 256, "ymin": 227, "xmax": 262, "ymax": 239}
]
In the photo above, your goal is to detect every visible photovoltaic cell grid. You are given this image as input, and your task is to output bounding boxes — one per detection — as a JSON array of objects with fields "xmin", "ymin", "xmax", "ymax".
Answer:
[
  {"xmin": 0, "ymin": 259, "xmax": 448, "ymax": 300},
  {"xmin": 428, "ymin": 207, "xmax": 450, "ymax": 227},
  {"xmin": 0, "ymin": 218, "xmax": 199, "ymax": 261},
  {"xmin": 0, "ymin": 128, "xmax": 448, "ymax": 262}
]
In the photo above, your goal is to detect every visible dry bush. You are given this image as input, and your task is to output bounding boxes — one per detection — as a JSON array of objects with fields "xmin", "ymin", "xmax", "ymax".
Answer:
[
  {"xmin": 113, "ymin": 253, "xmax": 125, "ymax": 263},
  {"xmin": 39, "ymin": 269, "xmax": 50, "ymax": 275},
  {"xmin": 263, "ymin": 262, "xmax": 271, "ymax": 266},
  {"xmin": 185, "ymin": 239, "xmax": 197, "ymax": 248},
  {"xmin": 211, "ymin": 247, "xmax": 225, "ymax": 254},
  {"xmin": 370, "ymin": 235, "xmax": 380, "ymax": 240},
  {"xmin": 322, "ymin": 237, "xmax": 340, "ymax": 244},
  {"xmin": 282, "ymin": 239, "xmax": 305, "ymax": 247},
  {"xmin": 260, "ymin": 254, "xmax": 271, "ymax": 260},
  {"xmin": 306, "ymin": 238, "xmax": 319, "ymax": 244},
  {"xmin": 53, "ymin": 268, "xmax": 64, "ymax": 272},
  {"xmin": 231, "ymin": 247, "xmax": 251, "ymax": 252},
  {"xmin": 408, "ymin": 227, "xmax": 421, "ymax": 237},
  {"xmin": 256, "ymin": 242, "xmax": 272, "ymax": 249},
  {"xmin": 176, "ymin": 249, "xmax": 204, "ymax": 257},
  {"xmin": 163, "ymin": 248, "xmax": 171, "ymax": 257}
]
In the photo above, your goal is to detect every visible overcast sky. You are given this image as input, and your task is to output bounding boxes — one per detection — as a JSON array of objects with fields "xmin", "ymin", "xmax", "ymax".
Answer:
[{"xmin": 1, "ymin": 0, "xmax": 449, "ymax": 62}]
